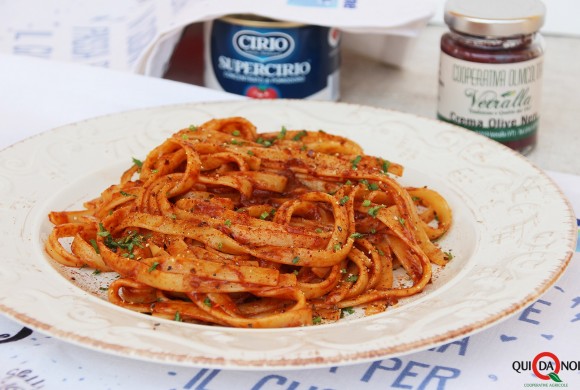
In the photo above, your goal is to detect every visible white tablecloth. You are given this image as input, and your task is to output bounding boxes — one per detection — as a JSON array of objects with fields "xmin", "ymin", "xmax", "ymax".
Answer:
[{"xmin": 1, "ymin": 54, "xmax": 578, "ymax": 390}]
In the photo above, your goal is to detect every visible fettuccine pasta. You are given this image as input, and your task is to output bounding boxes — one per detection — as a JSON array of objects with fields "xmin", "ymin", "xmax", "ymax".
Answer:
[{"xmin": 46, "ymin": 117, "xmax": 453, "ymax": 328}]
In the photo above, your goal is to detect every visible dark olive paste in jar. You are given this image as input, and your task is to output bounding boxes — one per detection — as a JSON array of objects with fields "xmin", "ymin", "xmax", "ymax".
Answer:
[{"xmin": 437, "ymin": 0, "xmax": 546, "ymax": 155}]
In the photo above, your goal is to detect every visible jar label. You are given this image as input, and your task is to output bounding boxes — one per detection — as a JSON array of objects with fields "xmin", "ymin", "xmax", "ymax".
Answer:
[{"xmin": 437, "ymin": 52, "xmax": 543, "ymax": 143}]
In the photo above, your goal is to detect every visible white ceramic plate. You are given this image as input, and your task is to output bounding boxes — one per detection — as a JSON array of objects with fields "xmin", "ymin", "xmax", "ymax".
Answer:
[{"xmin": 0, "ymin": 100, "xmax": 575, "ymax": 369}]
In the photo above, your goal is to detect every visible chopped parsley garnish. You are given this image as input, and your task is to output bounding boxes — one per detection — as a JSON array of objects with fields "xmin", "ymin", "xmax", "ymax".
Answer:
[
  {"xmin": 92, "ymin": 269, "xmax": 101, "ymax": 275},
  {"xmin": 333, "ymin": 243, "xmax": 342, "ymax": 251},
  {"xmin": 98, "ymin": 224, "xmax": 148, "ymax": 258},
  {"xmin": 351, "ymin": 155, "xmax": 362, "ymax": 170},
  {"xmin": 397, "ymin": 216, "xmax": 406, "ymax": 226},
  {"xmin": 291, "ymin": 256, "xmax": 300, "ymax": 264},
  {"xmin": 256, "ymin": 137, "xmax": 273, "ymax": 147},
  {"xmin": 148, "ymin": 262, "xmax": 159, "ymax": 273},
  {"xmin": 362, "ymin": 199, "xmax": 372, "ymax": 207},
  {"xmin": 132, "ymin": 157, "xmax": 143, "ymax": 171},
  {"xmin": 174, "ymin": 311, "xmax": 182, "ymax": 322},
  {"xmin": 368, "ymin": 205, "xmax": 385, "ymax": 218},
  {"xmin": 224, "ymin": 219, "xmax": 232, "ymax": 227},
  {"xmin": 259, "ymin": 211, "xmax": 270, "ymax": 220},
  {"xmin": 381, "ymin": 159, "xmax": 391, "ymax": 174},
  {"xmin": 188, "ymin": 124, "xmax": 198, "ymax": 131},
  {"xmin": 350, "ymin": 232, "xmax": 365, "ymax": 239},
  {"xmin": 341, "ymin": 307, "xmax": 355, "ymax": 317},
  {"xmin": 89, "ymin": 239, "xmax": 100, "ymax": 254},
  {"xmin": 232, "ymin": 130, "xmax": 241, "ymax": 136},
  {"xmin": 339, "ymin": 195, "xmax": 349, "ymax": 205},
  {"xmin": 444, "ymin": 251, "xmax": 454, "ymax": 260},
  {"xmin": 292, "ymin": 130, "xmax": 307, "ymax": 141},
  {"xmin": 97, "ymin": 223, "xmax": 109, "ymax": 237},
  {"xmin": 312, "ymin": 316, "xmax": 322, "ymax": 324},
  {"xmin": 247, "ymin": 150, "xmax": 254, "ymax": 156},
  {"xmin": 277, "ymin": 126, "xmax": 287, "ymax": 140},
  {"xmin": 315, "ymin": 228, "xmax": 323, "ymax": 233},
  {"xmin": 120, "ymin": 191, "xmax": 136, "ymax": 197},
  {"xmin": 359, "ymin": 179, "xmax": 378, "ymax": 191},
  {"xmin": 203, "ymin": 297, "xmax": 212, "ymax": 307},
  {"xmin": 345, "ymin": 274, "xmax": 358, "ymax": 283},
  {"xmin": 181, "ymin": 134, "xmax": 188, "ymax": 140}
]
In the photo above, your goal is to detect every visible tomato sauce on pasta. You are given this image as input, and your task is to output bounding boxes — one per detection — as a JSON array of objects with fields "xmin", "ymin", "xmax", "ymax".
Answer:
[{"xmin": 46, "ymin": 117, "xmax": 453, "ymax": 328}]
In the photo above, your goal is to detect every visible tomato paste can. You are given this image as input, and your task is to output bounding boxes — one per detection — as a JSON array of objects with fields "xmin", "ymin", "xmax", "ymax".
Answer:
[{"xmin": 204, "ymin": 14, "xmax": 340, "ymax": 100}]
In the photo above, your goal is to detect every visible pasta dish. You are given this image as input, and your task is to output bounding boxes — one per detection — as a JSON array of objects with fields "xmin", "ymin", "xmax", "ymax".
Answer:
[{"xmin": 46, "ymin": 117, "xmax": 453, "ymax": 328}]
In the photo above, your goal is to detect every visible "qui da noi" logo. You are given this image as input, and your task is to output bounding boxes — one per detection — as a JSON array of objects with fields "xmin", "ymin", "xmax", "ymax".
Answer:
[{"xmin": 513, "ymin": 352, "xmax": 580, "ymax": 387}]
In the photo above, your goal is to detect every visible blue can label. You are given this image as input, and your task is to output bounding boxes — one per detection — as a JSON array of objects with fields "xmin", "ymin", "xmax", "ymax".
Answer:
[{"xmin": 205, "ymin": 17, "xmax": 340, "ymax": 100}]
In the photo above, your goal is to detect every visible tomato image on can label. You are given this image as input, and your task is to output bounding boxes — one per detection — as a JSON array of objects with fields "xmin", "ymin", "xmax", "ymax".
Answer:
[{"xmin": 245, "ymin": 85, "xmax": 279, "ymax": 99}]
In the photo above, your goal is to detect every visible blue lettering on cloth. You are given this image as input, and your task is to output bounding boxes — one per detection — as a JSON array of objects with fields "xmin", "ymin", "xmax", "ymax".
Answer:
[
  {"xmin": 286, "ymin": 0, "xmax": 339, "ymax": 8},
  {"xmin": 12, "ymin": 31, "xmax": 53, "ymax": 58},
  {"xmin": 126, "ymin": 6, "xmax": 157, "ymax": 64},
  {"xmin": 361, "ymin": 359, "xmax": 460, "ymax": 389},
  {"xmin": 429, "ymin": 337, "xmax": 469, "ymax": 356},
  {"xmin": 72, "ymin": 26, "xmax": 109, "ymax": 61},
  {"xmin": 183, "ymin": 369, "xmax": 221, "ymax": 390},
  {"xmin": 250, "ymin": 374, "xmax": 335, "ymax": 390},
  {"xmin": 361, "ymin": 358, "xmax": 403, "ymax": 382},
  {"xmin": 392, "ymin": 361, "xmax": 430, "ymax": 388},
  {"xmin": 518, "ymin": 299, "xmax": 551, "ymax": 325},
  {"xmin": 343, "ymin": 0, "xmax": 358, "ymax": 8},
  {"xmin": 499, "ymin": 334, "xmax": 518, "ymax": 342},
  {"xmin": 251, "ymin": 375, "xmax": 287, "ymax": 390},
  {"xmin": 567, "ymin": 292, "xmax": 579, "ymax": 319},
  {"xmin": 419, "ymin": 365, "xmax": 461, "ymax": 390}
]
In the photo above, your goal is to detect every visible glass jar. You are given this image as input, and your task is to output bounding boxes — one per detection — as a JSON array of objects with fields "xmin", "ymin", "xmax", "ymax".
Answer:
[{"xmin": 437, "ymin": 0, "xmax": 546, "ymax": 155}]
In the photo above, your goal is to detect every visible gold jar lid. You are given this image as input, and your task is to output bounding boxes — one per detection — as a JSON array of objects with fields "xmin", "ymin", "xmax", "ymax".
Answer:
[{"xmin": 444, "ymin": 0, "xmax": 546, "ymax": 37}]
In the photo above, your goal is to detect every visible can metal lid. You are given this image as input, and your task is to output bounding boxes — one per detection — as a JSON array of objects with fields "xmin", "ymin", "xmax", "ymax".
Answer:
[{"xmin": 444, "ymin": 0, "xmax": 546, "ymax": 37}]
